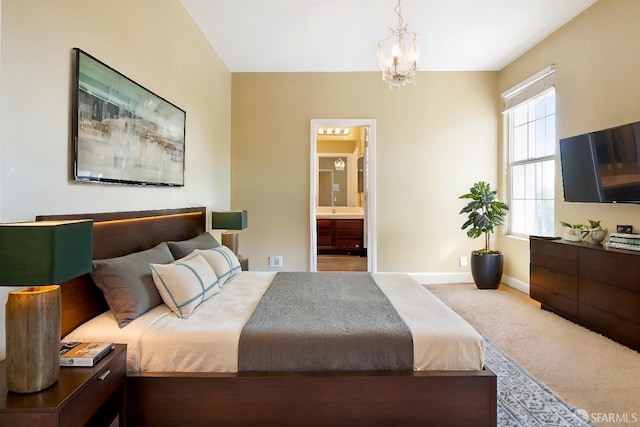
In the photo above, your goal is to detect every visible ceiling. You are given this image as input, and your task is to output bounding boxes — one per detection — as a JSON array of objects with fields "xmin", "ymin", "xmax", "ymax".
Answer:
[{"xmin": 180, "ymin": 0, "xmax": 596, "ymax": 73}]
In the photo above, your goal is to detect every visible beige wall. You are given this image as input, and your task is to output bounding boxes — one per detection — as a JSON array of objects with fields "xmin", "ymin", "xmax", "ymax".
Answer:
[
  {"xmin": 0, "ymin": 0, "xmax": 230, "ymax": 357},
  {"xmin": 231, "ymin": 72, "xmax": 499, "ymax": 272},
  {"xmin": 497, "ymin": 0, "xmax": 640, "ymax": 284}
]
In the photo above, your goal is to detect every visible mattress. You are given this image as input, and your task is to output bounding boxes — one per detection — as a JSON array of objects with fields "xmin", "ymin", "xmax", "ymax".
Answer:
[{"xmin": 64, "ymin": 272, "xmax": 485, "ymax": 372}]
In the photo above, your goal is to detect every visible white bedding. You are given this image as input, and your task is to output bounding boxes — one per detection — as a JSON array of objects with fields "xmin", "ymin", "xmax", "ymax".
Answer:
[{"xmin": 64, "ymin": 272, "xmax": 484, "ymax": 372}]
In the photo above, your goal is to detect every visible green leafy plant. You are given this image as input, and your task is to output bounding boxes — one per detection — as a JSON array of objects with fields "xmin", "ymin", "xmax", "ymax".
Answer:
[
  {"xmin": 459, "ymin": 181, "xmax": 509, "ymax": 254},
  {"xmin": 581, "ymin": 219, "xmax": 603, "ymax": 238},
  {"xmin": 560, "ymin": 221, "xmax": 584, "ymax": 229}
]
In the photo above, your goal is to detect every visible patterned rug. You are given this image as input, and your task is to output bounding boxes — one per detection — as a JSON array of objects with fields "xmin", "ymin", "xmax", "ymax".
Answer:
[{"xmin": 484, "ymin": 337, "xmax": 595, "ymax": 426}]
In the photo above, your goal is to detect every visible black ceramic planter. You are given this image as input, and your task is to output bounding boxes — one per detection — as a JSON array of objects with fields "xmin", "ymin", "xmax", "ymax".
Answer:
[{"xmin": 470, "ymin": 252, "xmax": 503, "ymax": 290}]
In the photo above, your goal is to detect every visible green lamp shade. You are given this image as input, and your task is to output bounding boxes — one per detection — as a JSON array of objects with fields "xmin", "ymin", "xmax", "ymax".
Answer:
[
  {"xmin": 0, "ymin": 220, "xmax": 93, "ymax": 285},
  {"xmin": 211, "ymin": 210, "xmax": 247, "ymax": 230}
]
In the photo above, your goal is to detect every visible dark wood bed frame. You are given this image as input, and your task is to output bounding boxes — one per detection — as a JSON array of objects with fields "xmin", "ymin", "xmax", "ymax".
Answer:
[{"xmin": 38, "ymin": 207, "xmax": 497, "ymax": 427}]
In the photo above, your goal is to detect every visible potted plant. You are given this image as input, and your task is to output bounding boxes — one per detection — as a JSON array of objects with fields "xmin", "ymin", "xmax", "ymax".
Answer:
[
  {"xmin": 560, "ymin": 221, "xmax": 584, "ymax": 241},
  {"xmin": 578, "ymin": 219, "xmax": 607, "ymax": 244},
  {"xmin": 459, "ymin": 181, "xmax": 509, "ymax": 289}
]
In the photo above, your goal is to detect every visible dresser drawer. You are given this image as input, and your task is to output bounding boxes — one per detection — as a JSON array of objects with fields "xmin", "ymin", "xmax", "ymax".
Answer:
[
  {"xmin": 59, "ymin": 347, "xmax": 126, "ymax": 427},
  {"xmin": 530, "ymin": 264, "xmax": 578, "ymax": 299},
  {"xmin": 531, "ymin": 252, "xmax": 578, "ymax": 275},
  {"xmin": 580, "ymin": 278, "xmax": 640, "ymax": 321},
  {"xmin": 530, "ymin": 284, "xmax": 578, "ymax": 318},
  {"xmin": 580, "ymin": 248, "xmax": 640, "ymax": 291},
  {"xmin": 530, "ymin": 238, "xmax": 579, "ymax": 261},
  {"xmin": 579, "ymin": 303, "xmax": 640, "ymax": 350}
]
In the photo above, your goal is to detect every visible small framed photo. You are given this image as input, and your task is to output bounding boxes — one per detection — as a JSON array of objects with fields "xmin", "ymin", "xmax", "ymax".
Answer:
[{"xmin": 617, "ymin": 225, "xmax": 633, "ymax": 234}]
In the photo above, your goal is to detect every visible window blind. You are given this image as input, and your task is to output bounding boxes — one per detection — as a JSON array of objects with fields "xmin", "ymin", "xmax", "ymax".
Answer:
[{"xmin": 502, "ymin": 65, "xmax": 555, "ymax": 113}]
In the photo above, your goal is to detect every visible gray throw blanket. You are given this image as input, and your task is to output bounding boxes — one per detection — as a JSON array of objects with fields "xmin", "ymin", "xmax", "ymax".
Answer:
[{"xmin": 238, "ymin": 272, "xmax": 413, "ymax": 372}]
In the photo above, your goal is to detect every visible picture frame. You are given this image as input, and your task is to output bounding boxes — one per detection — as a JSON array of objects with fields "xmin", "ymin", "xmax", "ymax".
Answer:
[{"xmin": 72, "ymin": 48, "xmax": 185, "ymax": 186}]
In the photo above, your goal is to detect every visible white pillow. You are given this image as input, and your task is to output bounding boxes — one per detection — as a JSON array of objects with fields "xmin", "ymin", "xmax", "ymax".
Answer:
[
  {"xmin": 150, "ymin": 253, "xmax": 220, "ymax": 318},
  {"xmin": 195, "ymin": 246, "xmax": 241, "ymax": 287}
]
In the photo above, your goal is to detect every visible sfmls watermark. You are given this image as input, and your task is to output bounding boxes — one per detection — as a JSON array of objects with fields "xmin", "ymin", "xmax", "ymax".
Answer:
[{"xmin": 577, "ymin": 409, "xmax": 638, "ymax": 424}]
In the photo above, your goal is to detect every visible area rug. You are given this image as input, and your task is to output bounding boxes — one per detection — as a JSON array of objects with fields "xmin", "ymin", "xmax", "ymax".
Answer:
[{"xmin": 486, "ymin": 336, "xmax": 594, "ymax": 426}]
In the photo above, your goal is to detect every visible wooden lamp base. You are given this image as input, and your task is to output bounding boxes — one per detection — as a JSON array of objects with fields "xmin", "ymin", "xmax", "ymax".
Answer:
[
  {"xmin": 222, "ymin": 231, "xmax": 240, "ymax": 255},
  {"xmin": 5, "ymin": 285, "xmax": 61, "ymax": 393}
]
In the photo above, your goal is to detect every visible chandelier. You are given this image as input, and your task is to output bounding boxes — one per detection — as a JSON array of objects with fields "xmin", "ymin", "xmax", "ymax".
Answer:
[
  {"xmin": 376, "ymin": 0, "xmax": 419, "ymax": 89},
  {"xmin": 334, "ymin": 158, "xmax": 345, "ymax": 171}
]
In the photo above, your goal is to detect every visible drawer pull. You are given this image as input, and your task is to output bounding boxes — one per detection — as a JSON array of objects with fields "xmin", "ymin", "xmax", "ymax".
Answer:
[{"xmin": 98, "ymin": 370, "xmax": 111, "ymax": 381}]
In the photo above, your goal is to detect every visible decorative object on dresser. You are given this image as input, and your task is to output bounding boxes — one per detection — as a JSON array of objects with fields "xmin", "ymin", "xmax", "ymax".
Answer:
[
  {"xmin": 560, "ymin": 221, "xmax": 584, "ymax": 242},
  {"xmin": 582, "ymin": 219, "xmax": 607, "ymax": 244},
  {"xmin": 211, "ymin": 210, "xmax": 247, "ymax": 255},
  {"xmin": 0, "ymin": 220, "xmax": 93, "ymax": 393},
  {"xmin": 459, "ymin": 181, "xmax": 509, "ymax": 289},
  {"xmin": 530, "ymin": 236, "xmax": 640, "ymax": 351},
  {"xmin": 608, "ymin": 232, "xmax": 640, "ymax": 252}
]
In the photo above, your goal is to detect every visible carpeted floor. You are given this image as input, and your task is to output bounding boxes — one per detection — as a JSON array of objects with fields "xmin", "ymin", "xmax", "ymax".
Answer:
[{"xmin": 428, "ymin": 284, "xmax": 640, "ymax": 427}]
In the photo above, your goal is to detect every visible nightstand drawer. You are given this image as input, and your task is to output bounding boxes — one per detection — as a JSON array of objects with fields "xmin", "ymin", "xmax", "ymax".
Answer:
[{"xmin": 59, "ymin": 346, "xmax": 126, "ymax": 427}]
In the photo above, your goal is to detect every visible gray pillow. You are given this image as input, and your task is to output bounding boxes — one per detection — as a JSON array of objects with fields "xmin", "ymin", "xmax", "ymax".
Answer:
[
  {"xmin": 91, "ymin": 242, "xmax": 175, "ymax": 328},
  {"xmin": 166, "ymin": 232, "xmax": 220, "ymax": 259}
]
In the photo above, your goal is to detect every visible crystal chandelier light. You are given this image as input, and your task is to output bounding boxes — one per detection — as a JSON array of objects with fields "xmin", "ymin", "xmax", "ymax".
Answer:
[
  {"xmin": 334, "ymin": 158, "xmax": 346, "ymax": 171},
  {"xmin": 376, "ymin": 0, "xmax": 419, "ymax": 89}
]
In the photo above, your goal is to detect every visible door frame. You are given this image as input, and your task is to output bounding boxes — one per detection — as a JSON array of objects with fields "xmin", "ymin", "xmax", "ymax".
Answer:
[{"xmin": 309, "ymin": 119, "xmax": 377, "ymax": 272}]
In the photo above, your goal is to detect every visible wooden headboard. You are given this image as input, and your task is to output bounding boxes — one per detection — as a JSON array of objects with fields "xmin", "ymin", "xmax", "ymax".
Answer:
[{"xmin": 36, "ymin": 207, "xmax": 207, "ymax": 337}]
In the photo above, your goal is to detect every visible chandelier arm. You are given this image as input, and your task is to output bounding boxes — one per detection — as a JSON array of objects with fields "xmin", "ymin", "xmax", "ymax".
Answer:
[{"xmin": 395, "ymin": 0, "xmax": 404, "ymax": 28}]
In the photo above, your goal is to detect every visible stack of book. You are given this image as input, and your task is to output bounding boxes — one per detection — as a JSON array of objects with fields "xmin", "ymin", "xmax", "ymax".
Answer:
[
  {"xmin": 60, "ymin": 342, "xmax": 114, "ymax": 367},
  {"xmin": 608, "ymin": 233, "xmax": 640, "ymax": 252}
]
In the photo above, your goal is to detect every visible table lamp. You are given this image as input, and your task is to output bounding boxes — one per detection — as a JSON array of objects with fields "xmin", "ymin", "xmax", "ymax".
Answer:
[
  {"xmin": 211, "ymin": 210, "xmax": 247, "ymax": 255},
  {"xmin": 0, "ymin": 220, "xmax": 93, "ymax": 393}
]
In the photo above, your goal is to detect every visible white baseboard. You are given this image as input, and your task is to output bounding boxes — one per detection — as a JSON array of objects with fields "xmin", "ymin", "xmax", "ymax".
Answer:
[
  {"xmin": 501, "ymin": 275, "xmax": 530, "ymax": 294},
  {"xmin": 406, "ymin": 272, "xmax": 473, "ymax": 284},
  {"xmin": 400, "ymin": 272, "xmax": 530, "ymax": 295}
]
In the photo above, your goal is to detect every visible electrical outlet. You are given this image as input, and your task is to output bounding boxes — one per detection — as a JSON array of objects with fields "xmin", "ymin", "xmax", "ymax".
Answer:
[
  {"xmin": 459, "ymin": 256, "xmax": 468, "ymax": 267},
  {"xmin": 269, "ymin": 256, "xmax": 283, "ymax": 271}
]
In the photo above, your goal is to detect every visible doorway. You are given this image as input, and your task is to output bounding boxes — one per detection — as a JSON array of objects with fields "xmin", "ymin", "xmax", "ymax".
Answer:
[{"xmin": 309, "ymin": 119, "xmax": 376, "ymax": 272}]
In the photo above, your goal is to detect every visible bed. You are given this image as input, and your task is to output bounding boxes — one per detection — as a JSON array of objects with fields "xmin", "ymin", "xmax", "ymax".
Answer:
[{"xmin": 38, "ymin": 207, "xmax": 497, "ymax": 427}]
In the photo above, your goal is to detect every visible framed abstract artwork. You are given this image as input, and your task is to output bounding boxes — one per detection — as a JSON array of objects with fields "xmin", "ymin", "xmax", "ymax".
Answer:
[{"xmin": 72, "ymin": 48, "xmax": 185, "ymax": 186}]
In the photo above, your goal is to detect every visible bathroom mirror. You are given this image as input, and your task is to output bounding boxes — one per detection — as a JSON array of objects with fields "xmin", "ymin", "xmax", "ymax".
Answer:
[{"xmin": 316, "ymin": 128, "xmax": 365, "ymax": 207}]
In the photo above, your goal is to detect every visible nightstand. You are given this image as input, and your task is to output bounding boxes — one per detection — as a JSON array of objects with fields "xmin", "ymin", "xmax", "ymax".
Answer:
[{"xmin": 0, "ymin": 344, "xmax": 127, "ymax": 427}]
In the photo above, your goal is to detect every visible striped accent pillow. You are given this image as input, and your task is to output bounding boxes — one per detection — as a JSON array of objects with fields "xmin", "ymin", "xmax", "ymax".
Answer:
[
  {"xmin": 195, "ymin": 246, "xmax": 242, "ymax": 287},
  {"xmin": 150, "ymin": 253, "xmax": 220, "ymax": 318}
]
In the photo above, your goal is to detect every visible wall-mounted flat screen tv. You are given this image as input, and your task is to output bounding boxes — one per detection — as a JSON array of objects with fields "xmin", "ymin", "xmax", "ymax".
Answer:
[
  {"xmin": 560, "ymin": 120, "xmax": 640, "ymax": 203},
  {"xmin": 72, "ymin": 48, "xmax": 186, "ymax": 186}
]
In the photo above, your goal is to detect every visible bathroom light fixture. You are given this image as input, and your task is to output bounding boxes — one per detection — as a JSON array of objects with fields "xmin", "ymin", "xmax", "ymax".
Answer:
[
  {"xmin": 317, "ymin": 127, "xmax": 350, "ymax": 136},
  {"xmin": 334, "ymin": 158, "xmax": 346, "ymax": 171},
  {"xmin": 376, "ymin": 0, "xmax": 419, "ymax": 89}
]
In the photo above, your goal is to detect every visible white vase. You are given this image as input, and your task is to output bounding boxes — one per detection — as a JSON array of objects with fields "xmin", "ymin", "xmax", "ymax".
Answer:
[{"xmin": 562, "ymin": 228, "xmax": 583, "ymax": 241}]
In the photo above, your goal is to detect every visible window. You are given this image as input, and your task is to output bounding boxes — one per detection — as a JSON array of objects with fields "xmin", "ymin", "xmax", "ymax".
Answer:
[{"xmin": 503, "ymin": 67, "xmax": 556, "ymax": 238}]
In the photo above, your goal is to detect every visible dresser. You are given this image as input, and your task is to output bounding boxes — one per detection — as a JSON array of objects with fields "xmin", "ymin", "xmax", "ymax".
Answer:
[{"xmin": 530, "ymin": 237, "xmax": 640, "ymax": 351}]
